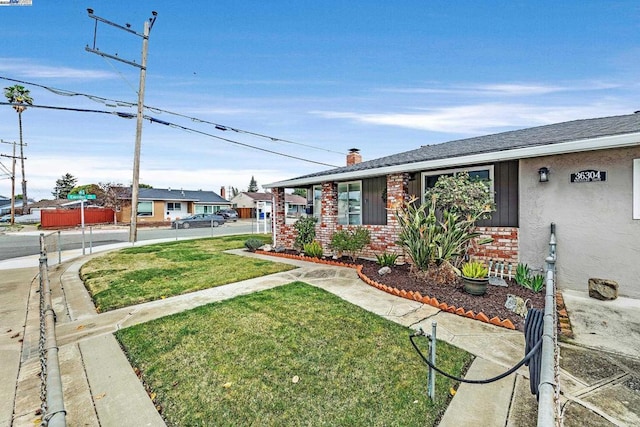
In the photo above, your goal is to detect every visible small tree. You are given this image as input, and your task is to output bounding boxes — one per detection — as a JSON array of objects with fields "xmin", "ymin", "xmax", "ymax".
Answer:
[
  {"xmin": 248, "ymin": 176, "xmax": 259, "ymax": 192},
  {"xmin": 52, "ymin": 173, "xmax": 78, "ymax": 199},
  {"xmin": 425, "ymin": 171, "xmax": 495, "ymax": 220},
  {"xmin": 292, "ymin": 188, "xmax": 307, "ymax": 197}
]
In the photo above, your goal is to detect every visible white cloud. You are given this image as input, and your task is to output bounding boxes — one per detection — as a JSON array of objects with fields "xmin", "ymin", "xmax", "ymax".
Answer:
[
  {"xmin": 312, "ymin": 102, "xmax": 632, "ymax": 135},
  {"xmin": 380, "ymin": 81, "xmax": 621, "ymax": 97},
  {"xmin": 0, "ymin": 58, "xmax": 116, "ymax": 80}
]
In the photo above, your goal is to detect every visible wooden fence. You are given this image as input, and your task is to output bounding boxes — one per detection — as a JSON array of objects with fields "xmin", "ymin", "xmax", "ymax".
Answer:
[{"xmin": 41, "ymin": 209, "xmax": 115, "ymax": 228}]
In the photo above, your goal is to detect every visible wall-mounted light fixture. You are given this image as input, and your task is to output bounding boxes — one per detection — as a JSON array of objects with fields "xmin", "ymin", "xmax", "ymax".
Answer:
[{"xmin": 538, "ymin": 167, "xmax": 550, "ymax": 183}]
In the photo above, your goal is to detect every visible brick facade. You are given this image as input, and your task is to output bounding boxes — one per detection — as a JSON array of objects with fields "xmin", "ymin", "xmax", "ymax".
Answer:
[
  {"xmin": 271, "ymin": 172, "xmax": 519, "ymax": 264},
  {"xmin": 468, "ymin": 226, "xmax": 519, "ymax": 264}
]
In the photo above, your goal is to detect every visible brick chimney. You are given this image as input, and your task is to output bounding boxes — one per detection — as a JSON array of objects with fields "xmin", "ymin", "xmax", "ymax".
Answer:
[
  {"xmin": 220, "ymin": 186, "xmax": 226, "ymax": 199},
  {"xmin": 346, "ymin": 148, "xmax": 362, "ymax": 166}
]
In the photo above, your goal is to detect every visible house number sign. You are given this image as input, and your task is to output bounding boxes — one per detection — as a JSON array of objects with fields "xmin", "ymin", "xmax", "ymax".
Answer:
[{"xmin": 570, "ymin": 169, "xmax": 607, "ymax": 183}]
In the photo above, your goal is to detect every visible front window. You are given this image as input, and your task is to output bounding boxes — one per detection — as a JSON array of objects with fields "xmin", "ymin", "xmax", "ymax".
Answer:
[
  {"xmin": 422, "ymin": 166, "xmax": 494, "ymax": 203},
  {"xmin": 338, "ymin": 181, "xmax": 362, "ymax": 225},
  {"xmin": 313, "ymin": 185, "xmax": 322, "ymax": 219},
  {"xmin": 137, "ymin": 201, "xmax": 153, "ymax": 216},
  {"xmin": 195, "ymin": 205, "xmax": 216, "ymax": 214},
  {"xmin": 167, "ymin": 202, "xmax": 182, "ymax": 211}
]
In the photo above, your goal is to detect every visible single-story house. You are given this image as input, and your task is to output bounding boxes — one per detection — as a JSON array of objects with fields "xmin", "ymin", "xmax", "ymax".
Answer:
[
  {"xmin": 230, "ymin": 192, "xmax": 307, "ymax": 219},
  {"xmin": 117, "ymin": 188, "xmax": 231, "ymax": 223},
  {"xmin": 264, "ymin": 113, "xmax": 640, "ymax": 299}
]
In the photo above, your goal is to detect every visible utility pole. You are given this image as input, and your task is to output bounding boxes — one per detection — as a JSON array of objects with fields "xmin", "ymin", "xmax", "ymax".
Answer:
[
  {"xmin": 86, "ymin": 8, "xmax": 157, "ymax": 243},
  {"xmin": 0, "ymin": 139, "xmax": 19, "ymax": 224}
]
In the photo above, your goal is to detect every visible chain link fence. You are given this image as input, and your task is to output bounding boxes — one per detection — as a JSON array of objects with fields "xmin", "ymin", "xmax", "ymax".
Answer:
[{"xmin": 38, "ymin": 233, "xmax": 66, "ymax": 426}]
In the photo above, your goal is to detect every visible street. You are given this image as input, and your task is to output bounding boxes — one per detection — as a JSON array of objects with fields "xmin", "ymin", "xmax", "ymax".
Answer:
[{"xmin": 0, "ymin": 220, "xmax": 266, "ymax": 261}]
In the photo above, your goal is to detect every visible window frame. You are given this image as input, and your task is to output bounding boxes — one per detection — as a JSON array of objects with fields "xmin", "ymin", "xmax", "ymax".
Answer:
[
  {"xmin": 337, "ymin": 180, "xmax": 362, "ymax": 225},
  {"xmin": 312, "ymin": 185, "xmax": 322, "ymax": 220},
  {"xmin": 167, "ymin": 202, "xmax": 182, "ymax": 211},
  {"xmin": 421, "ymin": 165, "xmax": 495, "ymax": 204},
  {"xmin": 634, "ymin": 159, "xmax": 640, "ymax": 220},
  {"xmin": 137, "ymin": 200, "xmax": 153, "ymax": 217}
]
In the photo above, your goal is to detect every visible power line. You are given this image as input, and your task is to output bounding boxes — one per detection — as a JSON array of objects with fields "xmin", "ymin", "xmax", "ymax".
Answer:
[
  {"xmin": 0, "ymin": 76, "xmax": 346, "ymax": 155},
  {"xmin": 0, "ymin": 101, "xmax": 339, "ymax": 167}
]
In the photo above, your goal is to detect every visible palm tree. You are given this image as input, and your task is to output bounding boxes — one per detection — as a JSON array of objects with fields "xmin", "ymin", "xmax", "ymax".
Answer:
[{"xmin": 4, "ymin": 85, "xmax": 33, "ymax": 214}]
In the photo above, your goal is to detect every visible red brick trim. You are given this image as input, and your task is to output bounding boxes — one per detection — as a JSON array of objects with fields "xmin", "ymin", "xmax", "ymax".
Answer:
[
  {"xmin": 556, "ymin": 291, "xmax": 574, "ymax": 339},
  {"xmin": 256, "ymin": 250, "xmax": 517, "ymax": 330}
]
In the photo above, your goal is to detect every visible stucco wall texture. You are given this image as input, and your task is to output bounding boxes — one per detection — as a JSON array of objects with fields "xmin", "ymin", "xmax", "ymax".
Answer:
[{"xmin": 519, "ymin": 145, "xmax": 640, "ymax": 298}]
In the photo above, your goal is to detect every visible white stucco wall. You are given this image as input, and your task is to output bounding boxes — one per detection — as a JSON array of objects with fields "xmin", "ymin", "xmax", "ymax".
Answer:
[{"xmin": 519, "ymin": 145, "xmax": 640, "ymax": 298}]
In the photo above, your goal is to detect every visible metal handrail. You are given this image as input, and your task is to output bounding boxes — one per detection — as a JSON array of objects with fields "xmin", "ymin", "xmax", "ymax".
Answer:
[{"xmin": 537, "ymin": 224, "xmax": 559, "ymax": 426}]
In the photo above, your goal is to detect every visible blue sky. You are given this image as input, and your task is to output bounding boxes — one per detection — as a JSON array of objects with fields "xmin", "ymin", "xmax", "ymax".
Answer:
[{"xmin": 1, "ymin": 0, "xmax": 639, "ymax": 200}]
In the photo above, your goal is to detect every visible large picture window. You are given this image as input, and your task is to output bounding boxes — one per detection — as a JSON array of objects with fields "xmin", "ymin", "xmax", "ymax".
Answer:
[
  {"xmin": 195, "ymin": 205, "xmax": 217, "ymax": 214},
  {"xmin": 422, "ymin": 165, "xmax": 494, "ymax": 203},
  {"xmin": 338, "ymin": 181, "xmax": 362, "ymax": 225},
  {"xmin": 137, "ymin": 201, "xmax": 153, "ymax": 216},
  {"xmin": 634, "ymin": 159, "xmax": 640, "ymax": 220}
]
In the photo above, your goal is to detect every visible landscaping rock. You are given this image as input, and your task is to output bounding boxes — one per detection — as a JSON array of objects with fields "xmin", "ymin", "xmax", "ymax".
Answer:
[
  {"xmin": 259, "ymin": 244, "xmax": 273, "ymax": 252},
  {"xmin": 378, "ymin": 266, "xmax": 392, "ymax": 276},
  {"xmin": 274, "ymin": 246, "xmax": 286, "ymax": 253},
  {"xmin": 588, "ymin": 278, "xmax": 618, "ymax": 300}
]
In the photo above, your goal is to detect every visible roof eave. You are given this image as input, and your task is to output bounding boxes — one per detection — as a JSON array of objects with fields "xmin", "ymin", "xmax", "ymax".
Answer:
[{"xmin": 264, "ymin": 132, "xmax": 640, "ymax": 188}]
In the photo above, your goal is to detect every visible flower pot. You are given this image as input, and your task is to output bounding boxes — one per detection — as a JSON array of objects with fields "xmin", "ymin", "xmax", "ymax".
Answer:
[{"xmin": 462, "ymin": 276, "xmax": 489, "ymax": 296}]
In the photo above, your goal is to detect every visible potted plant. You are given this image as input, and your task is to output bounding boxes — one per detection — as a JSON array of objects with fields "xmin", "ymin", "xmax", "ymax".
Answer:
[{"xmin": 461, "ymin": 260, "xmax": 489, "ymax": 296}]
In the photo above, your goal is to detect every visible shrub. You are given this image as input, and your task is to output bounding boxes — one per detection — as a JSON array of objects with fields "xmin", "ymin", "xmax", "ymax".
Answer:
[
  {"xmin": 293, "ymin": 216, "xmax": 317, "ymax": 250},
  {"xmin": 394, "ymin": 196, "xmax": 491, "ymax": 275},
  {"xmin": 330, "ymin": 227, "xmax": 371, "ymax": 261},
  {"xmin": 529, "ymin": 274, "xmax": 545, "ymax": 293},
  {"xmin": 303, "ymin": 240, "xmax": 324, "ymax": 258},
  {"xmin": 375, "ymin": 252, "xmax": 398, "ymax": 268},
  {"xmin": 514, "ymin": 263, "xmax": 531, "ymax": 286},
  {"xmin": 514, "ymin": 263, "xmax": 545, "ymax": 293},
  {"xmin": 244, "ymin": 238, "xmax": 264, "ymax": 252}
]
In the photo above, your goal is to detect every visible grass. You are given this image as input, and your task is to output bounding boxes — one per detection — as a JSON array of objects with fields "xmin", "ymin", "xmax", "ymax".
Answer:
[
  {"xmin": 80, "ymin": 234, "xmax": 294, "ymax": 312},
  {"xmin": 116, "ymin": 282, "xmax": 473, "ymax": 426}
]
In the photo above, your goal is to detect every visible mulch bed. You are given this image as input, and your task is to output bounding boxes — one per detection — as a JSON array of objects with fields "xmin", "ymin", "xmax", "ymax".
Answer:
[
  {"xmin": 358, "ymin": 260, "xmax": 544, "ymax": 331},
  {"xmin": 260, "ymin": 250, "xmax": 545, "ymax": 331}
]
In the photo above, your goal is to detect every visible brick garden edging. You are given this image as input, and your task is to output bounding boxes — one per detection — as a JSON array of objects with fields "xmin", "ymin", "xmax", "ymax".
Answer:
[{"xmin": 256, "ymin": 250, "xmax": 517, "ymax": 330}]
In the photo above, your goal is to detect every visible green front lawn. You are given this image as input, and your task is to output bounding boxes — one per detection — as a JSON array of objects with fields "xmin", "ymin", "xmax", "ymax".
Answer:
[
  {"xmin": 80, "ymin": 234, "xmax": 294, "ymax": 312},
  {"xmin": 116, "ymin": 282, "xmax": 473, "ymax": 426}
]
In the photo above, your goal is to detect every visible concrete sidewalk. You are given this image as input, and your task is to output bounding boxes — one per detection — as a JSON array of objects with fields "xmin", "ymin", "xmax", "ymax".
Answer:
[{"xmin": 2, "ymin": 245, "xmax": 639, "ymax": 426}]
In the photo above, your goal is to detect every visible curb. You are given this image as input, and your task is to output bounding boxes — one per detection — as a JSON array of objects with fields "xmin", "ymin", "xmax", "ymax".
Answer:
[{"xmin": 256, "ymin": 250, "xmax": 517, "ymax": 330}]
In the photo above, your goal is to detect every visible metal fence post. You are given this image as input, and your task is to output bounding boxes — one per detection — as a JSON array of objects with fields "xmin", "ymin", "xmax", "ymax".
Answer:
[{"xmin": 428, "ymin": 321, "xmax": 437, "ymax": 401}]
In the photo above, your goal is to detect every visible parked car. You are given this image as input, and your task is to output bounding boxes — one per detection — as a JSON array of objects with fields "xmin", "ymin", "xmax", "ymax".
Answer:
[
  {"xmin": 172, "ymin": 214, "xmax": 226, "ymax": 229},
  {"xmin": 218, "ymin": 209, "xmax": 238, "ymax": 221},
  {"xmin": 0, "ymin": 213, "xmax": 20, "ymax": 223}
]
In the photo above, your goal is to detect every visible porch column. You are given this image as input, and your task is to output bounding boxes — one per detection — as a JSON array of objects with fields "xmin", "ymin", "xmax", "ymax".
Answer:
[
  {"xmin": 386, "ymin": 172, "xmax": 410, "ymax": 228},
  {"xmin": 317, "ymin": 182, "xmax": 338, "ymax": 253},
  {"xmin": 272, "ymin": 187, "xmax": 286, "ymax": 246}
]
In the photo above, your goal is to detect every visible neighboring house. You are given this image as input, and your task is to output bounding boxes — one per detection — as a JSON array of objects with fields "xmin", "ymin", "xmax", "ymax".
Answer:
[
  {"xmin": 117, "ymin": 188, "xmax": 231, "ymax": 223},
  {"xmin": 265, "ymin": 113, "xmax": 640, "ymax": 299},
  {"xmin": 230, "ymin": 192, "xmax": 307, "ymax": 219},
  {"xmin": 0, "ymin": 198, "xmax": 36, "ymax": 215}
]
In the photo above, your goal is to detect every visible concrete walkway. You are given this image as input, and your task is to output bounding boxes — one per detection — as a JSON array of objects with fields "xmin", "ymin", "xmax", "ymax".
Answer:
[{"xmin": 2, "ymin": 243, "xmax": 639, "ymax": 426}]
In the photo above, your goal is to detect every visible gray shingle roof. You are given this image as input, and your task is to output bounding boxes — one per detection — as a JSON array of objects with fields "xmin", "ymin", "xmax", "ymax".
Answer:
[
  {"xmin": 293, "ymin": 113, "xmax": 640, "ymax": 181},
  {"xmin": 135, "ymin": 188, "xmax": 230, "ymax": 203}
]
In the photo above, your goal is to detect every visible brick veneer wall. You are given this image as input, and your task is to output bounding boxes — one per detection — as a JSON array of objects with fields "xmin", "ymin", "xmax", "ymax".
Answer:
[
  {"xmin": 468, "ymin": 226, "xmax": 519, "ymax": 264},
  {"xmin": 271, "ymin": 173, "xmax": 519, "ymax": 264}
]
